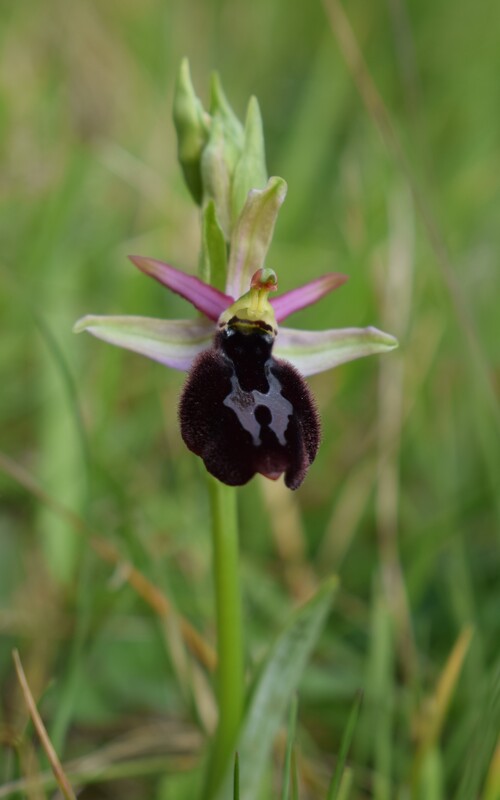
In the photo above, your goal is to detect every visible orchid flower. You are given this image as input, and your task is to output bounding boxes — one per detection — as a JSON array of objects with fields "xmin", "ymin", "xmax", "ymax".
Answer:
[
  {"xmin": 74, "ymin": 186, "xmax": 397, "ymax": 489},
  {"xmin": 75, "ymin": 64, "xmax": 397, "ymax": 490}
]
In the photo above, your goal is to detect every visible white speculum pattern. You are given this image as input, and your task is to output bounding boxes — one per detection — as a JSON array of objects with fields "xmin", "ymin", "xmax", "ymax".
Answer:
[{"xmin": 223, "ymin": 363, "xmax": 293, "ymax": 447}]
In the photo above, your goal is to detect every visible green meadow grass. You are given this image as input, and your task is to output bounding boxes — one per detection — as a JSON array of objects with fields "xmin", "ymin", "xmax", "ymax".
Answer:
[{"xmin": 1, "ymin": 0, "xmax": 499, "ymax": 798}]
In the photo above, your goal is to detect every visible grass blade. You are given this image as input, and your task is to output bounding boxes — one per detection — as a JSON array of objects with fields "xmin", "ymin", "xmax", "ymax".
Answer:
[
  {"xmin": 456, "ymin": 665, "xmax": 500, "ymax": 800},
  {"xmin": 217, "ymin": 577, "xmax": 338, "ymax": 800},
  {"xmin": 327, "ymin": 691, "xmax": 363, "ymax": 800},
  {"xmin": 281, "ymin": 695, "xmax": 299, "ymax": 800},
  {"xmin": 12, "ymin": 650, "xmax": 77, "ymax": 800},
  {"xmin": 291, "ymin": 746, "xmax": 299, "ymax": 800},
  {"xmin": 233, "ymin": 752, "xmax": 240, "ymax": 800}
]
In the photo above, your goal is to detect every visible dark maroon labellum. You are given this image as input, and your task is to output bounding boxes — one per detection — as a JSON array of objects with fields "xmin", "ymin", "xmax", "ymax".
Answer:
[{"xmin": 179, "ymin": 327, "xmax": 320, "ymax": 489}]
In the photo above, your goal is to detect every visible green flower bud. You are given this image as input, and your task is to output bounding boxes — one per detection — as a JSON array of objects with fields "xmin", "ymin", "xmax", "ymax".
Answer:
[
  {"xmin": 173, "ymin": 58, "xmax": 210, "ymax": 205},
  {"xmin": 199, "ymin": 199, "xmax": 228, "ymax": 291},
  {"xmin": 200, "ymin": 73, "xmax": 245, "ymax": 239},
  {"xmin": 200, "ymin": 114, "xmax": 233, "ymax": 238},
  {"xmin": 209, "ymin": 72, "xmax": 244, "ymax": 156},
  {"xmin": 173, "ymin": 63, "xmax": 270, "ymax": 247},
  {"xmin": 231, "ymin": 96, "xmax": 268, "ymax": 225}
]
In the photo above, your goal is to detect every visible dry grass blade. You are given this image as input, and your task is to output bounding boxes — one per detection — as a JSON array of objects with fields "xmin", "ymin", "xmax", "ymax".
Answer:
[
  {"xmin": 483, "ymin": 738, "xmax": 500, "ymax": 800},
  {"xmin": 0, "ymin": 450, "xmax": 216, "ymax": 672},
  {"xmin": 17, "ymin": 741, "xmax": 45, "ymax": 800},
  {"xmin": 431, "ymin": 626, "xmax": 474, "ymax": 742},
  {"xmin": 91, "ymin": 537, "xmax": 217, "ymax": 671},
  {"xmin": 0, "ymin": 720, "xmax": 201, "ymax": 798},
  {"xmin": 412, "ymin": 625, "xmax": 474, "ymax": 787},
  {"xmin": 260, "ymin": 477, "xmax": 317, "ymax": 600},
  {"xmin": 12, "ymin": 649, "xmax": 77, "ymax": 800},
  {"xmin": 376, "ymin": 185, "xmax": 417, "ymax": 684}
]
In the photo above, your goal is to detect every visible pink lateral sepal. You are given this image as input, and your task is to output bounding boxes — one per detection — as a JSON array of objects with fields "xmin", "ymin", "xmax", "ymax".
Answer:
[
  {"xmin": 129, "ymin": 255, "xmax": 233, "ymax": 321},
  {"xmin": 271, "ymin": 273, "xmax": 348, "ymax": 322}
]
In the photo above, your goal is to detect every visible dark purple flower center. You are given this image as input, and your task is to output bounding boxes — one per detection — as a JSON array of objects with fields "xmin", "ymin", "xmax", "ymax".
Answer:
[{"xmin": 179, "ymin": 326, "xmax": 320, "ymax": 489}]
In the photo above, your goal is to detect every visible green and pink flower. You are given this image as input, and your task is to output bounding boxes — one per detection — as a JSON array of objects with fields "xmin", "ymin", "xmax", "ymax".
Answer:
[{"xmin": 75, "ymin": 184, "xmax": 397, "ymax": 489}]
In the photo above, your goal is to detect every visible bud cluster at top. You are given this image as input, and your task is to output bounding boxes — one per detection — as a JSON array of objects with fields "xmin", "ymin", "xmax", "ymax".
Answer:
[{"xmin": 173, "ymin": 59, "xmax": 269, "ymax": 236}]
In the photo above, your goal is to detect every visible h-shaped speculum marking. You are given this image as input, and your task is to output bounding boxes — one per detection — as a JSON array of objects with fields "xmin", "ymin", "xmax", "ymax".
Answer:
[{"xmin": 223, "ymin": 365, "xmax": 293, "ymax": 447}]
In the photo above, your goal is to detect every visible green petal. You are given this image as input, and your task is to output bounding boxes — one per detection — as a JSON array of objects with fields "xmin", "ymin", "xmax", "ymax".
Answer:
[
  {"xmin": 274, "ymin": 326, "xmax": 399, "ymax": 376},
  {"xmin": 226, "ymin": 176, "xmax": 287, "ymax": 299},
  {"xmin": 74, "ymin": 315, "xmax": 214, "ymax": 371}
]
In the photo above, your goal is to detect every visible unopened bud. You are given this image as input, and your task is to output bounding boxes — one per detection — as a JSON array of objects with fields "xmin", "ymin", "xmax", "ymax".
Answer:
[{"xmin": 173, "ymin": 59, "xmax": 210, "ymax": 205}]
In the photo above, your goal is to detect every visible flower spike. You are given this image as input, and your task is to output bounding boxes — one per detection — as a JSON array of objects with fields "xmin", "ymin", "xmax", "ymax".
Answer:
[{"xmin": 76, "ymin": 63, "xmax": 398, "ymax": 489}]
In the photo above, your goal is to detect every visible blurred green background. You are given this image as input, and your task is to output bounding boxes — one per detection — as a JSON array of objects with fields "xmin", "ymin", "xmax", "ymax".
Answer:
[{"xmin": 1, "ymin": 0, "xmax": 499, "ymax": 798}]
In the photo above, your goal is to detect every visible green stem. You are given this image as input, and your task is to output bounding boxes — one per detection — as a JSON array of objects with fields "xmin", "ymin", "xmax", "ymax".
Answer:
[{"xmin": 205, "ymin": 475, "xmax": 244, "ymax": 799}]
